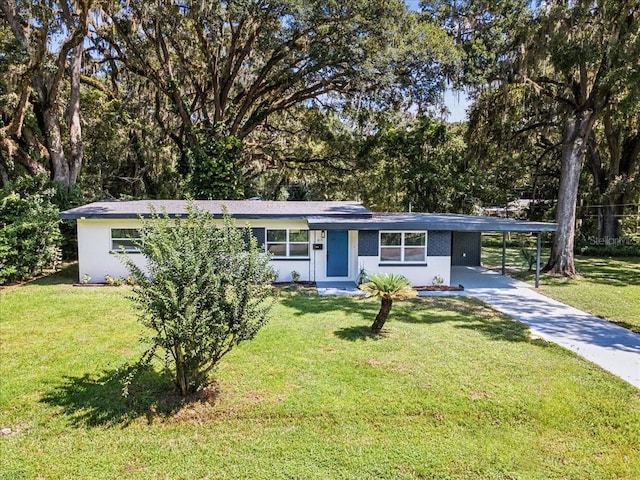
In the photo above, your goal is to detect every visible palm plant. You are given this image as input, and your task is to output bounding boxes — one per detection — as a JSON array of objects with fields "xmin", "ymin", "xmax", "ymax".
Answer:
[{"xmin": 359, "ymin": 273, "xmax": 416, "ymax": 334}]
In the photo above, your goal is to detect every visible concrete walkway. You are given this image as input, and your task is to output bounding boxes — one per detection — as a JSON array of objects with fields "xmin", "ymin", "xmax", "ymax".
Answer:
[
  {"xmin": 439, "ymin": 267, "xmax": 640, "ymax": 389},
  {"xmin": 316, "ymin": 281, "xmax": 367, "ymax": 297}
]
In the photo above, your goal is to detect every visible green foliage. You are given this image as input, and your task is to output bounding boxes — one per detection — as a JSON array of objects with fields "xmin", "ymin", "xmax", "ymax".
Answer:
[
  {"xmin": 185, "ymin": 124, "xmax": 244, "ymax": 199},
  {"xmin": 79, "ymin": 87, "xmax": 181, "ymax": 199},
  {"xmin": 357, "ymin": 116, "xmax": 471, "ymax": 212},
  {"xmin": 2, "ymin": 1, "xmax": 461, "ymax": 203},
  {"xmin": 0, "ymin": 176, "xmax": 62, "ymax": 284},
  {"xmin": 520, "ymin": 247, "xmax": 536, "ymax": 271},
  {"xmin": 435, "ymin": 0, "xmax": 640, "ymax": 275},
  {"xmin": 361, "ymin": 273, "xmax": 416, "ymax": 300},
  {"xmin": 466, "ymin": 85, "xmax": 561, "ymax": 213},
  {"xmin": 87, "ymin": 0, "xmax": 459, "ymax": 200},
  {"xmin": 121, "ymin": 203, "xmax": 274, "ymax": 395},
  {"xmin": 357, "ymin": 267, "xmax": 369, "ymax": 285},
  {"xmin": 275, "ymin": 110, "xmax": 472, "ymax": 212},
  {"xmin": 104, "ymin": 275, "xmax": 125, "ymax": 286},
  {"xmin": 575, "ymin": 240, "xmax": 640, "ymax": 258},
  {"xmin": 425, "ymin": 0, "xmax": 530, "ymax": 87}
]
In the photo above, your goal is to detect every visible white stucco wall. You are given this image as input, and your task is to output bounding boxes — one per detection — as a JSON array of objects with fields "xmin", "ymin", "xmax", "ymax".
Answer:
[
  {"xmin": 77, "ymin": 219, "xmax": 147, "ymax": 283},
  {"xmin": 75, "ymin": 218, "xmax": 453, "ymax": 286},
  {"xmin": 357, "ymin": 255, "xmax": 452, "ymax": 286},
  {"xmin": 269, "ymin": 259, "xmax": 312, "ymax": 283},
  {"xmin": 75, "ymin": 218, "xmax": 314, "ymax": 284}
]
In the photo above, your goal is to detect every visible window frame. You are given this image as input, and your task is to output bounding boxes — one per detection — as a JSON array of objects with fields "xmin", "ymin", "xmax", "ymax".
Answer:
[
  {"xmin": 379, "ymin": 231, "xmax": 427, "ymax": 264},
  {"xmin": 110, "ymin": 228, "xmax": 142, "ymax": 254},
  {"xmin": 265, "ymin": 228, "xmax": 310, "ymax": 259}
]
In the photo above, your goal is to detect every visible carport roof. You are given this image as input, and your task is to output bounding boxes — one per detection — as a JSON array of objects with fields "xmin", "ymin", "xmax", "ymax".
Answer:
[{"xmin": 307, "ymin": 212, "xmax": 557, "ymax": 232}]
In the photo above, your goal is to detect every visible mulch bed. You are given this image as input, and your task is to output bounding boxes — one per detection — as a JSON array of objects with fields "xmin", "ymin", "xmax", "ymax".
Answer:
[
  {"xmin": 272, "ymin": 281, "xmax": 317, "ymax": 287},
  {"xmin": 413, "ymin": 284, "xmax": 464, "ymax": 291}
]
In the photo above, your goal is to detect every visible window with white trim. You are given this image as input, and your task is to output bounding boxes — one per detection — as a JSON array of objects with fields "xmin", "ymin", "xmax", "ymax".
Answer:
[
  {"xmin": 266, "ymin": 229, "xmax": 309, "ymax": 258},
  {"xmin": 111, "ymin": 228, "xmax": 142, "ymax": 253},
  {"xmin": 379, "ymin": 231, "xmax": 426, "ymax": 263}
]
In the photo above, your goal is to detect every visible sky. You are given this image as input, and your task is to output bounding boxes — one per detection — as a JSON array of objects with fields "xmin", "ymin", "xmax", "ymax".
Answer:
[{"xmin": 444, "ymin": 89, "xmax": 471, "ymax": 123}]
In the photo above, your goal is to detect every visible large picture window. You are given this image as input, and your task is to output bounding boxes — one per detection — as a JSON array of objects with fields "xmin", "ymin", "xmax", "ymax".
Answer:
[
  {"xmin": 266, "ymin": 229, "xmax": 309, "ymax": 258},
  {"xmin": 111, "ymin": 228, "xmax": 142, "ymax": 253},
  {"xmin": 380, "ymin": 231, "xmax": 426, "ymax": 263}
]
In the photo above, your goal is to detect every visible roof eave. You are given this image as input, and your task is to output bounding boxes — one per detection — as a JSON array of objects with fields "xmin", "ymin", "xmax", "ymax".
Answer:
[
  {"xmin": 61, "ymin": 212, "xmax": 374, "ymax": 221},
  {"xmin": 307, "ymin": 220, "xmax": 557, "ymax": 232}
]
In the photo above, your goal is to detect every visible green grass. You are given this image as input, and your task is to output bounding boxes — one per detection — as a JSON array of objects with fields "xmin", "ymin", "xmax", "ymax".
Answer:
[
  {"xmin": 482, "ymin": 237, "xmax": 640, "ymax": 333},
  {"xmin": 537, "ymin": 256, "xmax": 640, "ymax": 333},
  {"xmin": 1, "ymin": 265, "xmax": 639, "ymax": 479}
]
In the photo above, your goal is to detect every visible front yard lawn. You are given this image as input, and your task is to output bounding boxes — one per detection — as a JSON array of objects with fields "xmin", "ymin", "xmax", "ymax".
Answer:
[
  {"xmin": 1, "ymin": 265, "xmax": 639, "ymax": 479},
  {"xmin": 537, "ymin": 256, "xmax": 640, "ymax": 333}
]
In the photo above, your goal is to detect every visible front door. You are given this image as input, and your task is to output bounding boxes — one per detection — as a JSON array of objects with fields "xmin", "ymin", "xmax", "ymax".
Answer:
[{"xmin": 327, "ymin": 230, "xmax": 349, "ymax": 277}]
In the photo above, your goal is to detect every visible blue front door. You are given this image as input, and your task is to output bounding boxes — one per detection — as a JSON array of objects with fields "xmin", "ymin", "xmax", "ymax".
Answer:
[{"xmin": 327, "ymin": 230, "xmax": 349, "ymax": 277}]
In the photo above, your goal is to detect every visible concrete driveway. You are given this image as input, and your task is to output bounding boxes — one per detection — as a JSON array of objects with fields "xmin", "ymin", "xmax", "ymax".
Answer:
[{"xmin": 424, "ymin": 266, "xmax": 640, "ymax": 389}]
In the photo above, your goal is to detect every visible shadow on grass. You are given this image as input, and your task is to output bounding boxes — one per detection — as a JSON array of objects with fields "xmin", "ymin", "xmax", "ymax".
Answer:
[
  {"xmin": 455, "ymin": 316, "xmax": 532, "ymax": 342},
  {"xmin": 575, "ymin": 257, "xmax": 640, "ymax": 286},
  {"xmin": 282, "ymin": 294, "xmax": 538, "ymax": 345},
  {"xmin": 395, "ymin": 297, "xmax": 534, "ymax": 343},
  {"xmin": 280, "ymin": 294, "xmax": 378, "ymax": 321},
  {"xmin": 333, "ymin": 325, "xmax": 381, "ymax": 341},
  {"xmin": 41, "ymin": 365, "xmax": 216, "ymax": 427},
  {"xmin": 28, "ymin": 262, "xmax": 78, "ymax": 286}
]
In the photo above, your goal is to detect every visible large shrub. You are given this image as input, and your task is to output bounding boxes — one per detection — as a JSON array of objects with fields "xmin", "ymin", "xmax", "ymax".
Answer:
[
  {"xmin": 0, "ymin": 177, "xmax": 62, "ymax": 285},
  {"xmin": 121, "ymin": 204, "xmax": 274, "ymax": 396}
]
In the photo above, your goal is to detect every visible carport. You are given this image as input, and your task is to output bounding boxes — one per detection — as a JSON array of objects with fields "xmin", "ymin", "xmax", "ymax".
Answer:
[{"xmin": 437, "ymin": 215, "xmax": 558, "ymax": 288}]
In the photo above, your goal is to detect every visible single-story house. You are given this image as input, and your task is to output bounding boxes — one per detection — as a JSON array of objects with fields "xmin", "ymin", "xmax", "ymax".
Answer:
[{"xmin": 59, "ymin": 200, "xmax": 557, "ymax": 287}]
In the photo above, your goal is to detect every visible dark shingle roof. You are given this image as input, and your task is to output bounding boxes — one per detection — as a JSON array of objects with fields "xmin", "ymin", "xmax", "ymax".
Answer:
[
  {"xmin": 60, "ymin": 200, "xmax": 557, "ymax": 232},
  {"xmin": 59, "ymin": 200, "xmax": 371, "ymax": 220}
]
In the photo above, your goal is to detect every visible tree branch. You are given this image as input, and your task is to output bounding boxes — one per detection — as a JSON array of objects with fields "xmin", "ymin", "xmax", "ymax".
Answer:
[{"xmin": 522, "ymin": 75, "xmax": 576, "ymax": 109}]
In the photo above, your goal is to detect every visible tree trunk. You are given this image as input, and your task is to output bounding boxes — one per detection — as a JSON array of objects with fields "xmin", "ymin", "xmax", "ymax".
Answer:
[
  {"xmin": 43, "ymin": 104, "xmax": 70, "ymax": 190},
  {"xmin": 0, "ymin": 161, "xmax": 9, "ymax": 188},
  {"xmin": 545, "ymin": 110, "xmax": 596, "ymax": 277},
  {"xmin": 67, "ymin": 44, "xmax": 84, "ymax": 188},
  {"xmin": 371, "ymin": 296, "xmax": 393, "ymax": 334},
  {"xmin": 586, "ymin": 111, "xmax": 639, "ymax": 242},
  {"xmin": 599, "ymin": 200, "xmax": 624, "ymax": 240},
  {"xmin": 174, "ymin": 344, "xmax": 189, "ymax": 396}
]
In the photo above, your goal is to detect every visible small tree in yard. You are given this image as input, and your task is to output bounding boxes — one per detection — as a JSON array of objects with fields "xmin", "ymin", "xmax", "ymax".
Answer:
[
  {"xmin": 360, "ymin": 273, "xmax": 416, "ymax": 335},
  {"xmin": 122, "ymin": 204, "xmax": 273, "ymax": 396}
]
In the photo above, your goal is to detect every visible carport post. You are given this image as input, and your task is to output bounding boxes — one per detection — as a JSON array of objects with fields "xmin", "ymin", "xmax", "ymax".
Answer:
[
  {"xmin": 535, "ymin": 231, "xmax": 541, "ymax": 288},
  {"xmin": 501, "ymin": 232, "xmax": 506, "ymax": 275}
]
